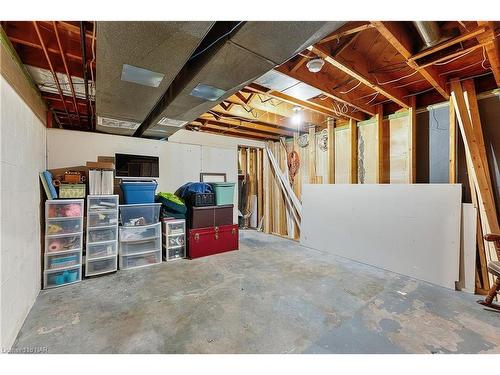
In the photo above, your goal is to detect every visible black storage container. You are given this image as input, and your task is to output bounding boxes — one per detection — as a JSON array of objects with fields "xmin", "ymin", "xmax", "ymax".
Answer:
[
  {"xmin": 187, "ymin": 192, "xmax": 215, "ymax": 207},
  {"xmin": 187, "ymin": 204, "xmax": 233, "ymax": 229}
]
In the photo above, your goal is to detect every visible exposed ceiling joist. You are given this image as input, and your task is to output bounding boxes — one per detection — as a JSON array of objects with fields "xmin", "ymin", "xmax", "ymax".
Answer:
[
  {"xmin": 199, "ymin": 112, "xmax": 295, "ymax": 137},
  {"xmin": 275, "ymin": 65, "xmax": 374, "ymax": 119},
  {"xmin": 308, "ymin": 45, "xmax": 410, "ymax": 108},
  {"xmin": 191, "ymin": 119, "xmax": 279, "ymax": 140},
  {"xmin": 477, "ymin": 21, "xmax": 500, "ymax": 87},
  {"xmin": 371, "ymin": 21, "xmax": 449, "ymax": 100},
  {"xmin": 212, "ymin": 103, "xmax": 297, "ymax": 131},
  {"xmin": 318, "ymin": 21, "xmax": 374, "ymax": 44},
  {"xmin": 245, "ymin": 83, "xmax": 343, "ymax": 122}
]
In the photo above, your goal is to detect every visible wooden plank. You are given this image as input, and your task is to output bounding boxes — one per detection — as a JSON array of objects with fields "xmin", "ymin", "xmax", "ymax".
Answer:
[
  {"xmin": 257, "ymin": 148, "xmax": 264, "ymax": 226},
  {"xmin": 477, "ymin": 21, "xmax": 500, "ymax": 87},
  {"xmin": 327, "ymin": 118, "xmax": 335, "ymax": 184},
  {"xmin": 319, "ymin": 21, "xmax": 374, "ymax": 44},
  {"xmin": 310, "ymin": 45, "xmax": 410, "ymax": 109},
  {"xmin": 416, "ymin": 41, "xmax": 494, "ymax": 69},
  {"xmin": 198, "ymin": 115, "xmax": 295, "ymax": 137},
  {"xmin": 308, "ymin": 126, "xmax": 317, "ymax": 183},
  {"xmin": 263, "ymin": 143, "xmax": 271, "ymax": 234},
  {"xmin": 371, "ymin": 21, "xmax": 449, "ymax": 100},
  {"xmin": 375, "ymin": 105, "xmax": 389, "ymax": 183},
  {"xmin": 408, "ymin": 97, "xmax": 417, "ymax": 183},
  {"xmin": 409, "ymin": 26, "xmax": 488, "ymax": 61},
  {"xmin": 245, "ymin": 83, "xmax": 339, "ymax": 120},
  {"xmin": 451, "ymin": 80, "xmax": 499, "ymax": 235},
  {"xmin": 350, "ymin": 119, "xmax": 358, "ymax": 183},
  {"xmin": 449, "ymin": 97, "xmax": 457, "ymax": 183}
]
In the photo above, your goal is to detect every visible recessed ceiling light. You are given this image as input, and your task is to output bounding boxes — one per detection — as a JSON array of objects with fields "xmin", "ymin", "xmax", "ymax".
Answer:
[
  {"xmin": 157, "ymin": 117, "xmax": 188, "ymax": 127},
  {"xmin": 190, "ymin": 83, "xmax": 226, "ymax": 101},
  {"xmin": 306, "ymin": 58, "xmax": 325, "ymax": 73},
  {"xmin": 121, "ymin": 64, "xmax": 164, "ymax": 87},
  {"xmin": 97, "ymin": 116, "xmax": 140, "ymax": 130}
]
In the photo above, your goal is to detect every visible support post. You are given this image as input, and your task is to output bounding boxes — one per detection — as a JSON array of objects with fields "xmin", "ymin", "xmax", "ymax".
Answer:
[
  {"xmin": 349, "ymin": 118, "xmax": 358, "ymax": 183},
  {"xmin": 408, "ymin": 96, "xmax": 417, "ymax": 183},
  {"xmin": 327, "ymin": 118, "xmax": 335, "ymax": 184}
]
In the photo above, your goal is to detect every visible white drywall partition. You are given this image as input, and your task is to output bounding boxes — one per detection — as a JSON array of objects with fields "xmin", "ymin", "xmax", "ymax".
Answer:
[
  {"xmin": 1, "ymin": 76, "xmax": 46, "ymax": 350},
  {"xmin": 300, "ymin": 184, "xmax": 462, "ymax": 289}
]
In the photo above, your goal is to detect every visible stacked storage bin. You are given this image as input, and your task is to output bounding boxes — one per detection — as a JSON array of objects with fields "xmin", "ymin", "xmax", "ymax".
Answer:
[
  {"xmin": 85, "ymin": 195, "xmax": 119, "ymax": 276},
  {"xmin": 119, "ymin": 203, "xmax": 162, "ymax": 269},
  {"xmin": 44, "ymin": 199, "xmax": 84, "ymax": 288},
  {"xmin": 162, "ymin": 218, "xmax": 186, "ymax": 261},
  {"xmin": 187, "ymin": 182, "xmax": 239, "ymax": 259}
]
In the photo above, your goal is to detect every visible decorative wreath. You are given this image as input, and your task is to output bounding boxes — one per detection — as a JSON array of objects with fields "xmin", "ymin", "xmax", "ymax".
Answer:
[
  {"xmin": 318, "ymin": 128, "xmax": 328, "ymax": 152},
  {"xmin": 287, "ymin": 150, "xmax": 301, "ymax": 183}
]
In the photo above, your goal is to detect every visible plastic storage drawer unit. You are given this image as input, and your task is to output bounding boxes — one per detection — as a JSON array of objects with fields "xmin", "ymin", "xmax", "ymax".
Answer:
[
  {"xmin": 86, "ymin": 240, "xmax": 117, "ymax": 260},
  {"xmin": 46, "ymin": 199, "xmax": 84, "ymax": 218},
  {"xmin": 119, "ymin": 203, "xmax": 161, "ymax": 226},
  {"xmin": 120, "ymin": 237, "xmax": 161, "ymax": 256},
  {"xmin": 88, "ymin": 226, "xmax": 118, "ymax": 243},
  {"xmin": 120, "ymin": 181, "xmax": 157, "ymax": 204},
  {"xmin": 88, "ymin": 196, "xmax": 118, "ymax": 211},
  {"xmin": 46, "ymin": 234, "xmax": 82, "ymax": 253},
  {"xmin": 119, "ymin": 249, "xmax": 162, "ymax": 270},
  {"xmin": 45, "ymin": 251, "xmax": 82, "ymax": 270},
  {"xmin": 44, "ymin": 266, "xmax": 81, "ymax": 289},
  {"xmin": 46, "ymin": 217, "xmax": 83, "ymax": 236},
  {"xmin": 86, "ymin": 256, "xmax": 117, "ymax": 276},
  {"xmin": 88, "ymin": 211, "xmax": 118, "ymax": 227},
  {"xmin": 119, "ymin": 222, "xmax": 161, "ymax": 242}
]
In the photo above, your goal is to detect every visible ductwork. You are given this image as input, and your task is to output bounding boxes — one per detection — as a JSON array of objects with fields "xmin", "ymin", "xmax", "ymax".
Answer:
[
  {"xmin": 413, "ymin": 21, "xmax": 441, "ymax": 48},
  {"xmin": 137, "ymin": 21, "xmax": 346, "ymax": 138},
  {"xmin": 96, "ymin": 22, "xmax": 214, "ymax": 135}
]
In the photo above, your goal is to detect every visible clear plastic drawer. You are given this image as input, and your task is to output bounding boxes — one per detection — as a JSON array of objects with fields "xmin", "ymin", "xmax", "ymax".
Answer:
[
  {"xmin": 88, "ymin": 211, "xmax": 118, "ymax": 228},
  {"xmin": 46, "ymin": 234, "xmax": 82, "ymax": 253},
  {"xmin": 163, "ymin": 220, "xmax": 185, "ymax": 236},
  {"xmin": 119, "ymin": 222, "xmax": 161, "ymax": 242},
  {"xmin": 87, "ymin": 226, "xmax": 118, "ymax": 243},
  {"xmin": 45, "ymin": 250, "xmax": 81, "ymax": 270},
  {"xmin": 46, "ymin": 217, "xmax": 83, "ymax": 236},
  {"xmin": 164, "ymin": 233, "xmax": 185, "ymax": 247},
  {"xmin": 120, "ymin": 203, "xmax": 161, "ymax": 226},
  {"xmin": 46, "ymin": 199, "xmax": 84, "ymax": 218},
  {"xmin": 86, "ymin": 256, "xmax": 117, "ymax": 276},
  {"xmin": 44, "ymin": 266, "xmax": 81, "ymax": 289},
  {"xmin": 119, "ymin": 250, "xmax": 161, "ymax": 270},
  {"xmin": 88, "ymin": 195, "xmax": 119, "ymax": 211},
  {"xmin": 86, "ymin": 240, "xmax": 117, "ymax": 260},
  {"xmin": 120, "ymin": 237, "xmax": 161, "ymax": 256},
  {"xmin": 163, "ymin": 245, "xmax": 185, "ymax": 261}
]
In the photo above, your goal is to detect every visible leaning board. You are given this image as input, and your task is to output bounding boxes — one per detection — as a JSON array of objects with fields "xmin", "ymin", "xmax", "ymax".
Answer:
[{"xmin": 300, "ymin": 184, "xmax": 462, "ymax": 289}]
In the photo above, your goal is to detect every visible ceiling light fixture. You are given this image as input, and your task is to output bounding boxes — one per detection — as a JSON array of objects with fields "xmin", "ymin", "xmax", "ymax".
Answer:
[
  {"xmin": 306, "ymin": 58, "xmax": 325, "ymax": 73},
  {"xmin": 190, "ymin": 83, "xmax": 226, "ymax": 101},
  {"xmin": 121, "ymin": 64, "xmax": 164, "ymax": 87}
]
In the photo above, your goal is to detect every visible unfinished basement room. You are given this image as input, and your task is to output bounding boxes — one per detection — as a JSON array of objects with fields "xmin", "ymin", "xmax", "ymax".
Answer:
[{"xmin": 1, "ymin": 2, "xmax": 500, "ymax": 369}]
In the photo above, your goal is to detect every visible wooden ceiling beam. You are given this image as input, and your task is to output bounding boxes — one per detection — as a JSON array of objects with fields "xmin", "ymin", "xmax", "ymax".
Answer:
[
  {"xmin": 211, "ymin": 103, "xmax": 297, "ymax": 131},
  {"xmin": 309, "ymin": 45, "xmax": 410, "ymax": 108},
  {"xmin": 477, "ymin": 21, "xmax": 500, "ymax": 87},
  {"xmin": 191, "ymin": 120, "xmax": 280, "ymax": 141},
  {"xmin": 275, "ymin": 65, "xmax": 374, "ymax": 118},
  {"xmin": 245, "ymin": 83, "xmax": 350, "ymax": 122},
  {"xmin": 318, "ymin": 21, "xmax": 374, "ymax": 44},
  {"xmin": 199, "ymin": 113, "xmax": 295, "ymax": 137},
  {"xmin": 371, "ymin": 21, "xmax": 449, "ymax": 99}
]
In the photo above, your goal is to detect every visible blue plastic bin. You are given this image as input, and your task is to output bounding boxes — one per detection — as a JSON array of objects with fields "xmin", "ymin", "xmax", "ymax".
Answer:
[{"xmin": 120, "ymin": 181, "xmax": 158, "ymax": 204}]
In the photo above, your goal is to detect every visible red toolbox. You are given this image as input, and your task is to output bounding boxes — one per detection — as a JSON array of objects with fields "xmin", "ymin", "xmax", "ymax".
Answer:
[
  {"xmin": 188, "ymin": 224, "xmax": 238, "ymax": 259},
  {"xmin": 188, "ymin": 204, "xmax": 233, "ymax": 229}
]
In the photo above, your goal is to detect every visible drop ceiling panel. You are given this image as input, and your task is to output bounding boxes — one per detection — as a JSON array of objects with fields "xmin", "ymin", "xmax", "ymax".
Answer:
[{"xmin": 96, "ymin": 21, "xmax": 214, "ymax": 132}]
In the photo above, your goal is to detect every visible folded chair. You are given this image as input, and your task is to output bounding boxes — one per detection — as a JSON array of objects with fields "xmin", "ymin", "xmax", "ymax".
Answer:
[{"xmin": 477, "ymin": 233, "xmax": 500, "ymax": 311}]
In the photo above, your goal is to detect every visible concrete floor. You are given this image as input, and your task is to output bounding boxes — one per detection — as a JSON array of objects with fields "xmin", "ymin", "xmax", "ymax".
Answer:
[{"xmin": 12, "ymin": 230, "xmax": 500, "ymax": 354}]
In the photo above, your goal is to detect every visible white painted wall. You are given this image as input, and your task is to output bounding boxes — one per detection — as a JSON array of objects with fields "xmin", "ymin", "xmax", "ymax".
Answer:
[
  {"xmin": 300, "ymin": 184, "xmax": 462, "ymax": 289},
  {"xmin": 47, "ymin": 129, "xmax": 262, "ymax": 222},
  {"xmin": 0, "ymin": 76, "xmax": 47, "ymax": 351}
]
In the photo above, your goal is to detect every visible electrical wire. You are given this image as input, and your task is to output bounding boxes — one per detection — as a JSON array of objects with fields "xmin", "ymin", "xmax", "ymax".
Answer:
[
  {"xmin": 374, "ymin": 70, "xmax": 419, "ymax": 85},
  {"xmin": 339, "ymin": 80, "xmax": 361, "ymax": 94},
  {"xmin": 189, "ymin": 22, "xmax": 244, "ymax": 61},
  {"xmin": 365, "ymin": 92, "xmax": 379, "ymax": 105},
  {"xmin": 433, "ymin": 47, "xmax": 476, "ymax": 66},
  {"xmin": 394, "ymin": 79, "xmax": 426, "ymax": 89}
]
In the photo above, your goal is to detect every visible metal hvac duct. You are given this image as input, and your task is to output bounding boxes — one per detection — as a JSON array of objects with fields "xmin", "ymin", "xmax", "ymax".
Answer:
[{"xmin": 413, "ymin": 21, "xmax": 441, "ymax": 48}]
